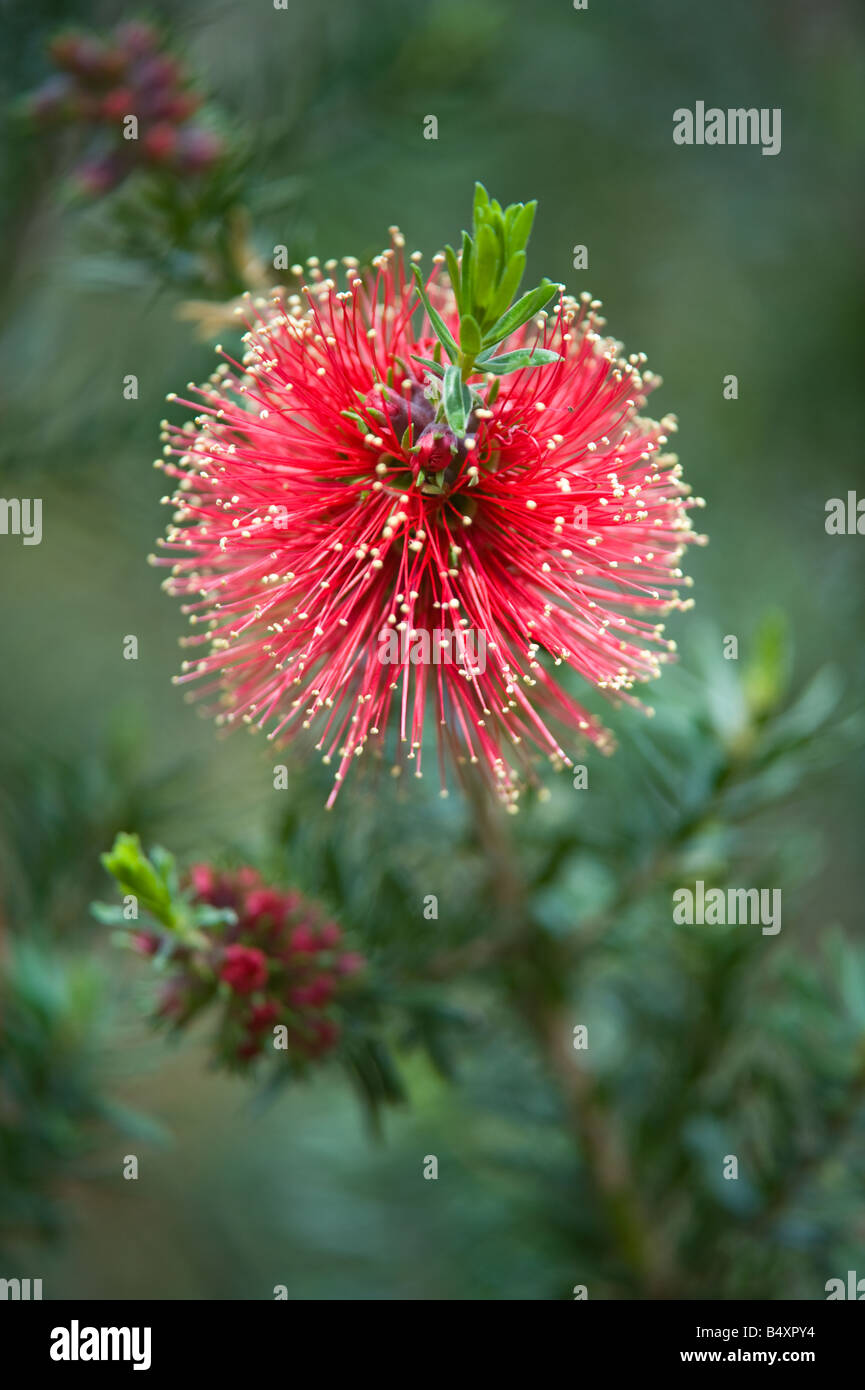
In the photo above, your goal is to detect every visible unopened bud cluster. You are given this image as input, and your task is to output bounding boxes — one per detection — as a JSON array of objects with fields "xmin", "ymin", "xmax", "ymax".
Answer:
[
  {"xmin": 25, "ymin": 21, "xmax": 224, "ymax": 195},
  {"xmin": 133, "ymin": 864, "xmax": 365, "ymax": 1068}
]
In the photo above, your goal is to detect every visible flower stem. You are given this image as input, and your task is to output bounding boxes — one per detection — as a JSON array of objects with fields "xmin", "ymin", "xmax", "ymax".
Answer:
[{"xmin": 463, "ymin": 773, "xmax": 677, "ymax": 1295}]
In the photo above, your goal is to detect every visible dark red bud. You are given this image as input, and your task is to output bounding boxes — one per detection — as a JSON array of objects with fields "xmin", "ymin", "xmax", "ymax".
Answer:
[{"xmin": 415, "ymin": 422, "xmax": 458, "ymax": 473}]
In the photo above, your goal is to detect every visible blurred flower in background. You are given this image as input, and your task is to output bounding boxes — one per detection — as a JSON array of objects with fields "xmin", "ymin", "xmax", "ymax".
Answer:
[
  {"xmin": 95, "ymin": 839, "xmax": 366, "ymax": 1071},
  {"xmin": 26, "ymin": 21, "xmax": 224, "ymax": 196}
]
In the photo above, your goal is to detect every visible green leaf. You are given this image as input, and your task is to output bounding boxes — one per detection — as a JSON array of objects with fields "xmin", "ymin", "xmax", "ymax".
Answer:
[
  {"xmin": 472, "ymin": 181, "xmax": 490, "ymax": 228},
  {"xmin": 503, "ymin": 201, "xmax": 521, "ymax": 236},
  {"xmin": 483, "ymin": 279, "xmax": 559, "ymax": 347},
  {"xmin": 507, "ymin": 200, "xmax": 537, "ymax": 257},
  {"xmin": 460, "ymin": 229, "xmax": 473, "ymax": 301},
  {"xmin": 476, "ymin": 348, "xmax": 562, "ymax": 375},
  {"xmin": 459, "ymin": 313, "xmax": 482, "ymax": 357},
  {"xmin": 472, "ymin": 222, "xmax": 500, "ymax": 313},
  {"xmin": 442, "ymin": 364, "xmax": 473, "ymax": 434},
  {"xmin": 411, "ymin": 264, "xmax": 459, "ymax": 363},
  {"xmin": 410, "ymin": 354, "xmax": 445, "ymax": 378},
  {"xmin": 485, "ymin": 251, "xmax": 526, "ymax": 326},
  {"xmin": 743, "ymin": 610, "xmax": 792, "ymax": 718},
  {"xmin": 444, "ymin": 244, "xmax": 462, "ymax": 311},
  {"xmin": 99, "ymin": 833, "xmax": 176, "ymax": 928},
  {"xmin": 90, "ymin": 902, "xmax": 132, "ymax": 926}
]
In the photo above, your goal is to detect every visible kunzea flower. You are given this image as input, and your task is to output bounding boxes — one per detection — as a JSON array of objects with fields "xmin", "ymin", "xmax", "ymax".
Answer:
[{"xmin": 154, "ymin": 186, "xmax": 705, "ymax": 810}]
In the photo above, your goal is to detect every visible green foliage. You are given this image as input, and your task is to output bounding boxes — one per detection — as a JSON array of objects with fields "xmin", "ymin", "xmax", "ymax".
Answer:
[
  {"xmin": 0, "ymin": 944, "xmax": 149, "ymax": 1251},
  {"xmin": 1, "ymin": 0, "xmax": 862, "ymax": 1302},
  {"xmin": 415, "ymin": 184, "xmax": 562, "ymax": 429}
]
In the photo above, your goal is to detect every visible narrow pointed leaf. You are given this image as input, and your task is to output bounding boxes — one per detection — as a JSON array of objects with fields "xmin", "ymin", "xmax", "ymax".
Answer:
[
  {"xmin": 442, "ymin": 364, "xmax": 472, "ymax": 433},
  {"xmin": 507, "ymin": 200, "xmax": 537, "ymax": 257},
  {"xmin": 485, "ymin": 251, "xmax": 526, "ymax": 326},
  {"xmin": 473, "ymin": 222, "xmax": 499, "ymax": 311},
  {"xmin": 459, "ymin": 313, "xmax": 482, "ymax": 357},
  {"xmin": 483, "ymin": 279, "xmax": 559, "ymax": 347},
  {"xmin": 472, "ymin": 182, "xmax": 490, "ymax": 228},
  {"xmin": 444, "ymin": 244, "xmax": 462, "ymax": 311},
  {"xmin": 410, "ymin": 354, "xmax": 445, "ymax": 378},
  {"xmin": 461, "ymin": 229, "xmax": 473, "ymax": 306},
  {"xmin": 476, "ymin": 348, "xmax": 562, "ymax": 375},
  {"xmin": 411, "ymin": 264, "xmax": 459, "ymax": 362}
]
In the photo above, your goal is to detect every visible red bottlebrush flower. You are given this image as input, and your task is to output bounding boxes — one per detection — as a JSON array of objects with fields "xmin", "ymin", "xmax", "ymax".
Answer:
[
  {"xmin": 156, "ymin": 229, "xmax": 703, "ymax": 809},
  {"xmin": 220, "ymin": 943, "xmax": 269, "ymax": 994}
]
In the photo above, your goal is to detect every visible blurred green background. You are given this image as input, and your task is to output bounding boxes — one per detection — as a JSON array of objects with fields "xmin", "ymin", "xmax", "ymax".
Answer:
[{"xmin": 1, "ymin": 0, "xmax": 864, "ymax": 1299}]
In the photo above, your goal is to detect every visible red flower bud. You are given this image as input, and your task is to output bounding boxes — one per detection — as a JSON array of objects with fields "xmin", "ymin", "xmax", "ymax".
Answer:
[
  {"xmin": 189, "ymin": 863, "xmax": 217, "ymax": 899},
  {"xmin": 305, "ymin": 1017, "xmax": 341, "ymax": 1056},
  {"xmin": 317, "ymin": 922, "xmax": 342, "ymax": 948},
  {"xmin": 289, "ymin": 975, "xmax": 335, "ymax": 1009},
  {"xmin": 135, "ymin": 55, "xmax": 181, "ymax": 91},
  {"xmin": 116, "ymin": 22, "xmax": 160, "ymax": 59},
  {"xmin": 220, "ymin": 944, "xmax": 269, "ymax": 995},
  {"xmin": 153, "ymin": 91, "xmax": 201, "ymax": 123},
  {"xmin": 414, "ymin": 422, "xmax": 458, "ymax": 474},
  {"xmin": 245, "ymin": 888, "xmax": 287, "ymax": 932},
  {"xmin": 129, "ymin": 931, "xmax": 160, "ymax": 957},
  {"xmin": 247, "ymin": 1000, "xmax": 281, "ymax": 1032},
  {"xmin": 142, "ymin": 121, "xmax": 179, "ymax": 163},
  {"xmin": 288, "ymin": 923, "xmax": 319, "ymax": 955},
  {"xmin": 99, "ymin": 87, "xmax": 135, "ymax": 121}
]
